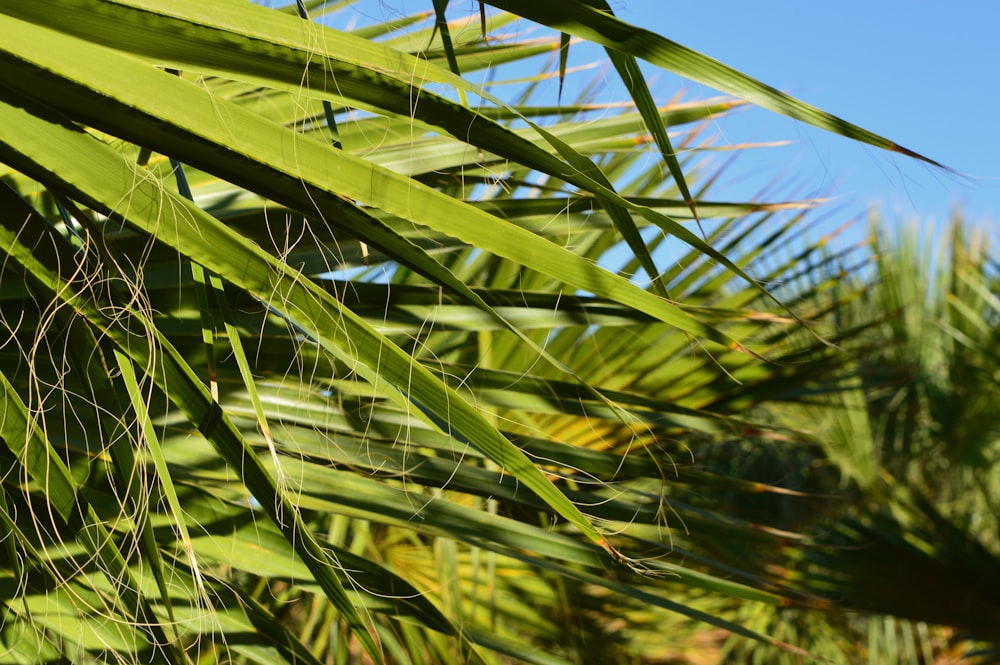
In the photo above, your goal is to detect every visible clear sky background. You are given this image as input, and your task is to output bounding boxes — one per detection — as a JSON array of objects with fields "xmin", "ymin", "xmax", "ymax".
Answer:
[
  {"xmin": 332, "ymin": 1, "xmax": 999, "ymax": 239},
  {"xmin": 620, "ymin": 2, "xmax": 1000, "ymax": 232}
]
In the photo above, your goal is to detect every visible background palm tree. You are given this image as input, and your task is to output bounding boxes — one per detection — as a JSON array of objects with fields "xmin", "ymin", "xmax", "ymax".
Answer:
[
  {"xmin": 0, "ymin": 1, "xmax": 985, "ymax": 664},
  {"xmin": 762, "ymin": 222, "xmax": 1000, "ymax": 664}
]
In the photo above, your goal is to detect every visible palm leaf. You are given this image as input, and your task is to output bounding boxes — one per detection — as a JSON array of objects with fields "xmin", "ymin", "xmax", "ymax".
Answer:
[{"xmin": 0, "ymin": 1, "xmax": 947, "ymax": 662}]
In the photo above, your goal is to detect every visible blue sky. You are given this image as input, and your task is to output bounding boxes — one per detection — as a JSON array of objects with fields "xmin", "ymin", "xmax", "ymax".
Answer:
[
  {"xmin": 623, "ymin": 2, "xmax": 1000, "ymax": 231},
  {"xmin": 332, "ymin": 1, "xmax": 998, "ymax": 238}
]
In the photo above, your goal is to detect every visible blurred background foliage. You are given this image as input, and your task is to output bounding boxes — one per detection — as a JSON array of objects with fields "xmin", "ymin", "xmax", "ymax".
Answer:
[{"xmin": 0, "ymin": 1, "xmax": 996, "ymax": 663}]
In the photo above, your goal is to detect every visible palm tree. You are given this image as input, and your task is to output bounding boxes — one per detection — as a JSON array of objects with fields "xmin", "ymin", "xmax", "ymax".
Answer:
[
  {"xmin": 761, "ymin": 221, "xmax": 1000, "ymax": 664},
  {"xmin": 0, "ymin": 1, "xmax": 943, "ymax": 663}
]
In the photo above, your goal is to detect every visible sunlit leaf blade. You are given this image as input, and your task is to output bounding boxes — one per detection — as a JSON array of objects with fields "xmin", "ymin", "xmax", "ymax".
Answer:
[
  {"xmin": 115, "ymin": 348, "xmax": 208, "ymax": 602},
  {"xmin": 605, "ymin": 45, "xmax": 704, "ymax": 232}
]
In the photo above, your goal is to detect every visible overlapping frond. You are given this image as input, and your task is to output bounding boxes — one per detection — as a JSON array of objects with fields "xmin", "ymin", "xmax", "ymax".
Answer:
[{"xmin": 0, "ymin": 1, "xmax": 957, "ymax": 663}]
